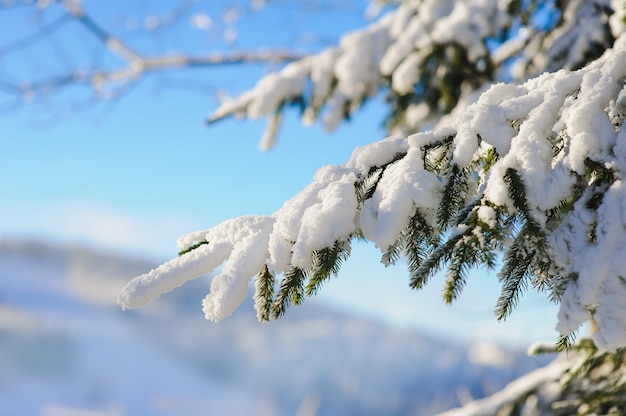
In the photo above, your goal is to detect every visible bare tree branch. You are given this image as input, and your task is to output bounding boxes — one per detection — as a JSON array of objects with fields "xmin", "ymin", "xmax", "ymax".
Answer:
[
  {"xmin": 0, "ymin": 0, "xmax": 307, "ymax": 104},
  {"xmin": 0, "ymin": 14, "xmax": 72, "ymax": 55}
]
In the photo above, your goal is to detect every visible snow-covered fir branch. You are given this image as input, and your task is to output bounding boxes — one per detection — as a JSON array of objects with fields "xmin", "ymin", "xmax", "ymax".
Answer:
[
  {"xmin": 120, "ymin": 33, "xmax": 626, "ymax": 350},
  {"xmin": 440, "ymin": 339, "xmax": 626, "ymax": 415},
  {"xmin": 208, "ymin": 0, "xmax": 621, "ymax": 149}
]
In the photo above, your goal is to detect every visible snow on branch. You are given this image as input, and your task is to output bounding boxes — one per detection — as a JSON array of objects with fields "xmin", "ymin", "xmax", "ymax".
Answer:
[
  {"xmin": 436, "ymin": 356, "xmax": 576, "ymax": 416},
  {"xmin": 207, "ymin": 0, "xmax": 619, "ymax": 148},
  {"xmin": 440, "ymin": 338, "xmax": 626, "ymax": 414},
  {"xmin": 121, "ymin": 34, "xmax": 626, "ymax": 349}
]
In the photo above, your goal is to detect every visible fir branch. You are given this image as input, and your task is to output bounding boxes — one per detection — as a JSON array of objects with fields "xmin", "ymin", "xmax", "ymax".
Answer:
[
  {"xmin": 305, "ymin": 240, "xmax": 350, "ymax": 296},
  {"xmin": 178, "ymin": 240, "xmax": 209, "ymax": 256},
  {"xmin": 272, "ymin": 266, "xmax": 307, "ymax": 319},
  {"xmin": 443, "ymin": 255, "xmax": 469, "ymax": 304},
  {"xmin": 437, "ymin": 164, "xmax": 467, "ymax": 229},
  {"xmin": 545, "ymin": 189, "xmax": 583, "ymax": 232},
  {"xmin": 355, "ymin": 152, "xmax": 407, "ymax": 203},
  {"xmin": 495, "ymin": 254, "xmax": 533, "ymax": 321},
  {"xmin": 421, "ymin": 135, "xmax": 454, "ymax": 172},
  {"xmin": 450, "ymin": 198, "xmax": 481, "ymax": 227},
  {"xmin": 442, "ymin": 235, "xmax": 485, "ymax": 304},
  {"xmin": 585, "ymin": 193, "xmax": 604, "ymax": 211},
  {"xmin": 441, "ymin": 206, "xmax": 500, "ymax": 304},
  {"xmin": 382, "ymin": 232, "xmax": 405, "ymax": 267},
  {"xmin": 503, "ymin": 168, "xmax": 543, "ymax": 235},
  {"xmin": 494, "ymin": 224, "xmax": 536, "ymax": 321},
  {"xmin": 254, "ymin": 264, "xmax": 276, "ymax": 323},
  {"xmin": 355, "ymin": 169, "xmax": 383, "ymax": 204},
  {"xmin": 410, "ymin": 225, "xmax": 471, "ymax": 290},
  {"xmin": 547, "ymin": 272, "xmax": 577, "ymax": 304},
  {"xmin": 481, "ymin": 146, "xmax": 499, "ymax": 173},
  {"xmin": 584, "ymin": 157, "xmax": 615, "ymax": 185},
  {"xmin": 404, "ymin": 207, "xmax": 438, "ymax": 275}
]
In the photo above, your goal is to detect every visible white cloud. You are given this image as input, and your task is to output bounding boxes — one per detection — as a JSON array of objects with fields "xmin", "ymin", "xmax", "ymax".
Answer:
[{"xmin": 0, "ymin": 200, "xmax": 190, "ymax": 258}]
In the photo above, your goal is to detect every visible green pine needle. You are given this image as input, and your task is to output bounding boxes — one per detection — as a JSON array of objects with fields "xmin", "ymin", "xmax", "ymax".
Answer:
[
  {"xmin": 443, "ymin": 269, "xmax": 467, "ymax": 304},
  {"xmin": 272, "ymin": 267, "xmax": 307, "ymax": 319},
  {"xmin": 355, "ymin": 152, "xmax": 408, "ymax": 203},
  {"xmin": 503, "ymin": 168, "xmax": 543, "ymax": 235},
  {"xmin": 411, "ymin": 227, "xmax": 469, "ymax": 290},
  {"xmin": 404, "ymin": 208, "xmax": 438, "ymax": 278},
  {"xmin": 420, "ymin": 135, "xmax": 454, "ymax": 172},
  {"xmin": 254, "ymin": 265, "xmax": 275, "ymax": 323},
  {"xmin": 382, "ymin": 234, "xmax": 404, "ymax": 266},
  {"xmin": 556, "ymin": 331, "xmax": 579, "ymax": 352},
  {"xmin": 437, "ymin": 164, "xmax": 467, "ymax": 229},
  {"xmin": 482, "ymin": 146, "xmax": 499, "ymax": 173},
  {"xmin": 306, "ymin": 241, "xmax": 350, "ymax": 296},
  {"xmin": 443, "ymin": 242, "xmax": 479, "ymax": 304},
  {"xmin": 494, "ymin": 228, "xmax": 536, "ymax": 321},
  {"xmin": 178, "ymin": 240, "xmax": 209, "ymax": 256}
]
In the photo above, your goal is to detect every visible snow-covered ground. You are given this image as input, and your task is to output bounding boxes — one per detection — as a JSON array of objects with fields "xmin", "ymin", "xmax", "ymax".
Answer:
[
  {"xmin": 0, "ymin": 240, "xmax": 553, "ymax": 415},
  {"xmin": 0, "ymin": 242, "xmax": 259, "ymax": 416}
]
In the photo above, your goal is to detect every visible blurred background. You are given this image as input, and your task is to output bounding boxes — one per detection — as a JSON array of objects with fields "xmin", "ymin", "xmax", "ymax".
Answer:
[{"xmin": 1, "ymin": 1, "xmax": 560, "ymax": 415}]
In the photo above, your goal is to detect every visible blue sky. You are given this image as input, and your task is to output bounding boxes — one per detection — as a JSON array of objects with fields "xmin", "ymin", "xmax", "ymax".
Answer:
[{"xmin": 0, "ymin": 1, "xmax": 561, "ymax": 347}]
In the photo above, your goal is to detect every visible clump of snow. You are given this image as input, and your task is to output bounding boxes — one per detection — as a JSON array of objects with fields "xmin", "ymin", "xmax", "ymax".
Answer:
[
  {"xmin": 430, "ymin": 0, "xmax": 494, "ymax": 62},
  {"xmin": 610, "ymin": 0, "xmax": 626, "ymax": 37},
  {"xmin": 118, "ymin": 241, "xmax": 232, "ymax": 310},
  {"xmin": 346, "ymin": 136, "xmax": 409, "ymax": 172},
  {"xmin": 119, "ymin": 215, "xmax": 275, "ymax": 321},
  {"xmin": 309, "ymin": 48, "xmax": 341, "ymax": 110},
  {"xmin": 476, "ymin": 205, "xmax": 497, "ymax": 229},
  {"xmin": 335, "ymin": 17, "xmax": 392, "ymax": 101},
  {"xmin": 360, "ymin": 147, "xmax": 441, "ymax": 249},
  {"xmin": 288, "ymin": 167, "xmax": 359, "ymax": 269},
  {"xmin": 247, "ymin": 59, "xmax": 312, "ymax": 120},
  {"xmin": 268, "ymin": 166, "xmax": 358, "ymax": 271},
  {"xmin": 322, "ymin": 90, "xmax": 348, "ymax": 133}
]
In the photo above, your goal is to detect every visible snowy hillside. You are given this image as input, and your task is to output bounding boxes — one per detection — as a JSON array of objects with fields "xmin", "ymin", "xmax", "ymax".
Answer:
[{"xmin": 0, "ymin": 240, "xmax": 552, "ymax": 415}]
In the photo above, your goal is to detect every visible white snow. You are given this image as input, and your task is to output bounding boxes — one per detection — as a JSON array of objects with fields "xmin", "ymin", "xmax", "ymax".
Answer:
[
  {"xmin": 436, "ymin": 355, "xmax": 575, "ymax": 416},
  {"xmin": 122, "ymin": 7, "xmax": 626, "ymax": 349},
  {"xmin": 288, "ymin": 167, "xmax": 358, "ymax": 269},
  {"xmin": 0, "ymin": 244, "xmax": 262, "ymax": 416},
  {"xmin": 118, "ymin": 241, "xmax": 233, "ymax": 310},
  {"xmin": 346, "ymin": 135, "xmax": 409, "ymax": 172},
  {"xmin": 119, "ymin": 215, "xmax": 275, "ymax": 321},
  {"xmin": 360, "ymin": 147, "xmax": 441, "ymax": 249}
]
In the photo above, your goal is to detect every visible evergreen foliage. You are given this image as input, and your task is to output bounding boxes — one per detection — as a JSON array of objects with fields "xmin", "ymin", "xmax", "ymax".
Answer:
[
  {"xmin": 272, "ymin": 266, "xmax": 307, "ymax": 319},
  {"xmin": 8, "ymin": 0, "xmax": 626, "ymax": 412},
  {"xmin": 306, "ymin": 240, "xmax": 351, "ymax": 296},
  {"xmin": 119, "ymin": 0, "xmax": 626, "ymax": 353},
  {"xmin": 177, "ymin": 240, "xmax": 209, "ymax": 256},
  {"xmin": 110, "ymin": 2, "xmax": 626, "ymax": 411},
  {"xmin": 254, "ymin": 264, "xmax": 275, "ymax": 323},
  {"xmin": 471, "ymin": 339, "xmax": 626, "ymax": 415}
]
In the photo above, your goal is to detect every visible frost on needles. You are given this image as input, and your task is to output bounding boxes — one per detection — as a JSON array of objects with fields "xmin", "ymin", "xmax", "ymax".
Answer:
[{"xmin": 119, "ymin": 33, "xmax": 626, "ymax": 350}]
